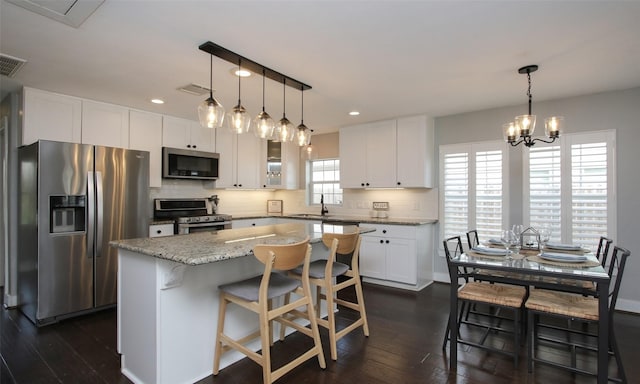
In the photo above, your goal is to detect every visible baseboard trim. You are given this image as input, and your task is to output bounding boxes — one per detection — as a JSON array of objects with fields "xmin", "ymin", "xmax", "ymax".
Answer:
[
  {"xmin": 616, "ymin": 298, "xmax": 640, "ymax": 314},
  {"xmin": 3, "ymin": 292, "xmax": 17, "ymax": 308}
]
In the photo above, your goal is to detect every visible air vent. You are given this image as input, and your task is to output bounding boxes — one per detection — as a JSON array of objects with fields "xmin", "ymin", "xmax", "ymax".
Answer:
[
  {"xmin": 177, "ymin": 83, "xmax": 211, "ymax": 96},
  {"xmin": 0, "ymin": 54, "xmax": 27, "ymax": 77},
  {"xmin": 6, "ymin": 0, "xmax": 104, "ymax": 28}
]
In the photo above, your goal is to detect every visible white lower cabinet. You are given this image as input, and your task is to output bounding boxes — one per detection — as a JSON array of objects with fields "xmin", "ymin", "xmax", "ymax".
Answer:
[
  {"xmin": 232, "ymin": 218, "xmax": 276, "ymax": 228},
  {"xmin": 360, "ymin": 224, "xmax": 432, "ymax": 290}
]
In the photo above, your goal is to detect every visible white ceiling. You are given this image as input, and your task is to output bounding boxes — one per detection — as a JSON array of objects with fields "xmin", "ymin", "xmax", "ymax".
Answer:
[{"xmin": 2, "ymin": 0, "xmax": 640, "ymax": 135}]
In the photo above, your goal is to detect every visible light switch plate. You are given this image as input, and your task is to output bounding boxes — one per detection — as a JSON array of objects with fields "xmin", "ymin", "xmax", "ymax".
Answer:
[{"xmin": 372, "ymin": 201, "xmax": 389, "ymax": 210}]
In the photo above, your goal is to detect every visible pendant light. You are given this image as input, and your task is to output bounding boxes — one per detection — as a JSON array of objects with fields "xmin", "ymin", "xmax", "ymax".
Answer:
[
  {"xmin": 197, "ymin": 54, "xmax": 225, "ymax": 129},
  {"xmin": 503, "ymin": 65, "xmax": 563, "ymax": 147},
  {"xmin": 272, "ymin": 78, "xmax": 295, "ymax": 142},
  {"xmin": 253, "ymin": 69, "xmax": 275, "ymax": 139},
  {"xmin": 226, "ymin": 59, "xmax": 251, "ymax": 134},
  {"xmin": 296, "ymin": 87, "xmax": 311, "ymax": 147}
]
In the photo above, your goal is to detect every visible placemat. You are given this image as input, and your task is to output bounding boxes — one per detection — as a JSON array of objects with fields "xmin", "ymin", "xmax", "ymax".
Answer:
[{"xmin": 526, "ymin": 254, "xmax": 600, "ymax": 268}]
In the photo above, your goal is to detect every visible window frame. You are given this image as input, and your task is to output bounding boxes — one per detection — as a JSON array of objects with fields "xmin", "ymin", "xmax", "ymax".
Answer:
[
  {"xmin": 438, "ymin": 140, "xmax": 509, "ymax": 255},
  {"xmin": 307, "ymin": 158, "xmax": 343, "ymax": 206},
  {"xmin": 522, "ymin": 129, "xmax": 617, "ymax": 246}
]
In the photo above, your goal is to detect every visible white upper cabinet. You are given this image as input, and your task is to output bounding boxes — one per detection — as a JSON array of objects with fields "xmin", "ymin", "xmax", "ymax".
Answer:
[
  {"xmin": 340, "ymin": 119, "xmax": 397, "ymax": 188},
  {"xmin": 82, "ymin": 100, "xmax": 130, "ymax": 148},
  {"xmin": 21, "ymin": 87, "xmax": 82, "ymax": 145},
  {"xmin": 162, "ymin": 116, "xmax": 214, "ymax": 152},
  {"xmin": 396, "ymin": 115, "xmax": 434, "ymax": 188},
  {"xmin": 340, "ymin": 115, "xmax": 434, "ymax": 189},
  {"xmin": 129, "ymin": 110, "xmax": 163, "ymax": 188},
  {"xmin": 215, "ymin": 130, "xmax": 261, "ymax": 189},
  {"xmin": 262, "ymin": 140, "xmax": 300, "ymax": 190}
]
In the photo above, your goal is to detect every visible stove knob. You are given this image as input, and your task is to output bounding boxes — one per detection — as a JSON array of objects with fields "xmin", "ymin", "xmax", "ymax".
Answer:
[
  {"xmin": 192, "ymin": 217, "xmax": 200, "ymax": 223},
  {"xmin": 203, "ymin": 216, "xmax": 210, "ymax": 222}
]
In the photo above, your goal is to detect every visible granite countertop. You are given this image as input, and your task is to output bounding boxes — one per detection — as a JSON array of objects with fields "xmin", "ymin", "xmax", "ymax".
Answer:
[
  {"xmin": 235, "ymin": 214, "xmax": 437, "ymax": 226},
  {"xmin": 111, "ymin": 222, "xmax": 373, "ymax": 266}
]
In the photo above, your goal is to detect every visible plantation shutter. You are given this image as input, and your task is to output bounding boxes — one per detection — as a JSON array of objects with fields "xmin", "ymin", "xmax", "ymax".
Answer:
[
  {"xmin": 442, "ymin": 152, "xmax": 469, "ymax": 238},
  {"xmin": 528, "ymin": 146, "xmax": 562, "ymax": 242},
  {"xmin": 475, "ymin": 150, "xmax": 503, "ymax": 240}
]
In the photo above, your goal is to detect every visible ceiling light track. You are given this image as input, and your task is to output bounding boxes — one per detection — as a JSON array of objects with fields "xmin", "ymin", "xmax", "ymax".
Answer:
[{"xmin": 198, "ymin": 41, "xmax": 312, "ymax": 91}]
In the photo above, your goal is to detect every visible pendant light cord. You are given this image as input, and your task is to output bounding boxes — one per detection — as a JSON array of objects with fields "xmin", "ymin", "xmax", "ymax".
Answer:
[
  {"xmin": 527, "ymin": 71, "xmax": 532, "ymax": 115},
  {"xmin": 209, "ymin": 54, "xmax": 213, "ymax": 98},
  {"xmin": 262, "ymin": 69, "xmax": 266, "ymax": 113},
  {"xmin": 301, "ymin": 86, "xmax": 305, "ymax": 123},
  {"xmin": 282, "ymin": 79, "xmax": 286, "ymax": 117},
  {"xmin": 237, "ymin": 59, "xmax": 242, "ymax": 105}
]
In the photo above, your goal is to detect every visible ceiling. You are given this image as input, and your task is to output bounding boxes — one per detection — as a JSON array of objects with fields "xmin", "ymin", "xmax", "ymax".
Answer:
[{"xmin": 2, "ymin": 0, "xmax": 640, "ymax": 135}]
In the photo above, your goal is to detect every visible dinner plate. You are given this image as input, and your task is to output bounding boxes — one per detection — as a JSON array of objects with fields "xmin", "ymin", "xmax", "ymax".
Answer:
[
  {"xmin": 471, "ymin": 246, "xmax": 509, "ymax": 256},
  {"xmin": 538, "ymin": 252, "xmax": 588, "ymax": 263}
]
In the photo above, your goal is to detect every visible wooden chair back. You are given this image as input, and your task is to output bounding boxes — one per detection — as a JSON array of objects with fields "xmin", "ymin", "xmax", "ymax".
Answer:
[
  {"xmin": 253, "ymin": 237, "xmax": 311, "ymax": 271},
  {"xmin": 322, "ymin": 231, "xmax": 359, "ymax": 257}
]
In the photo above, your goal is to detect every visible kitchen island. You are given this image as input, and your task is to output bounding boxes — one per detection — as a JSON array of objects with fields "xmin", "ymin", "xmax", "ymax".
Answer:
[{"xmin": 110, "ymin": 222, "xmax": 367, "ymax": 384}]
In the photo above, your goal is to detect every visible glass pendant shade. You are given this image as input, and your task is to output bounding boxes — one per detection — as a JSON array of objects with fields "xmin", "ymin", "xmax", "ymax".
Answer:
[
  {"xmin": 502, "ymin": 121, "xmax": 518, "ymax": 143},
  {"xmin": 515, "ymin": 114, "xmax": 536, "ymax": 137},
  {"xmin": 253, "ymin": 110, "xmax": 275, "ymax": 139},
  {"xmin": 198, "ymin": 96, "xmax": 225, "ymax": 128},
  {"xmin": 296, "ymin": 123, "xmax": 311, "ymax": 146},
  {"xmin": 227, "ymin": 104, "xmax": 251, "ymax": 134},
  {"xmin": 273, "ymin": 116, "xmax": 294, "ymax": 142},
  {"xmin": 544, "ymin": 116, "xmax": 563, "ymax": 138}
]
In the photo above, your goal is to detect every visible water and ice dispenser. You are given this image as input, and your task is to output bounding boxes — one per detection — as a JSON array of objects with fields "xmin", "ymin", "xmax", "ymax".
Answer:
[{"xmin": 49, "ymin": 195, "xmax": 86, "ymax": 234}]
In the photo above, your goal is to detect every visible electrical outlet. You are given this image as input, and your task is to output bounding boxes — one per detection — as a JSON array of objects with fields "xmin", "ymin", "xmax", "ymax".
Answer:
[{"xmin": 372, "ymin": 201, "xmax": 389, "ymax": 210}]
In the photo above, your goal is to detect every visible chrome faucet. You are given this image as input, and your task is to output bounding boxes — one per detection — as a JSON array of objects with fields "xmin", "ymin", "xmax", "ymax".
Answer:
[{"xmin": 320, "ymin": 194, "xmax": 329, "ymax": 216}]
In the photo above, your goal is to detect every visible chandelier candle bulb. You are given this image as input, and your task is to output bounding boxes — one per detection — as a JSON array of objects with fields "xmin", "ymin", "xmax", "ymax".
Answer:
[
  {"xmin": 545, "ymin": 116, "xmax": 563, "ymax": 138},
  {"xmin": 503, "ymin": 122, "xmax": 517, "ymax": 143}
]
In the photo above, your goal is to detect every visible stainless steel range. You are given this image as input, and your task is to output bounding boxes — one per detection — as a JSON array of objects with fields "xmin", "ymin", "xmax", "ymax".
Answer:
[{"xmin": 154, "ymin": 197, "xmax": 232, "ymax": 234}]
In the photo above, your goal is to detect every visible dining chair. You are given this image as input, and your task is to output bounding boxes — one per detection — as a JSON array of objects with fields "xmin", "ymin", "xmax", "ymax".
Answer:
[
  {"xmin": 282, "ymin": 231, "xmax": 369, "ymax": 361},
  {"xmin": 442, "ymin": 235, "xmax": 527, "ymax": 366},
  {"xmin": 213, "ymin": 237, "xmax": 326, "ymax": 384},
  {"xmin": 466, "ymin": 229, "xmax": 479, "ymax": 249},
  {"xmin": 526, "ymin": 245, "xmax": 630, "ymax": 382}
]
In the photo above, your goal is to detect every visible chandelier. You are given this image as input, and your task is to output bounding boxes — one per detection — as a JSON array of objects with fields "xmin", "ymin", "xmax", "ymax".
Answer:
[{"xmin": 503, "ymin": 65, "xmax": 563, "ymax": 147}]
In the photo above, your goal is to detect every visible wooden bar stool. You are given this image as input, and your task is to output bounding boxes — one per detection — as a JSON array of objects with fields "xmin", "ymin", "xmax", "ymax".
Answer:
[
  {"xmin": 213, "ymin": 237, "xmax": 326, "ymax": 384},
  {"xmin": 282, "ymin": 231, "xmax": 369, "ymax": 360}
]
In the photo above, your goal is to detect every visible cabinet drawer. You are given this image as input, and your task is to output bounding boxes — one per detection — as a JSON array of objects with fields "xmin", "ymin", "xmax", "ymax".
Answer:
[
  {"xmin": 149, "ymin": 223, "xmax": 174, "ymax": 238},
  {"xmin": 361, "ymin": 224, "xmax": 416, "ymax": 240}
]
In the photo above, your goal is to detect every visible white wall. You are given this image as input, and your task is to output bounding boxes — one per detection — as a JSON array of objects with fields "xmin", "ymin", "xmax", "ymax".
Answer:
[{"xmin": 434, "ymin": 87, "xmax": 640, "ymax": 313}]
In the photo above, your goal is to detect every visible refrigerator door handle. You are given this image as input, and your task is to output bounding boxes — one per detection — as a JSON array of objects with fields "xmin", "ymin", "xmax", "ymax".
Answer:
[
  {"xmin": 96, "ymin": 171, "xmax": 104, "ymax": 257},
  {"xmin": 87, "ymin": 171, "xmax": 95, "ymax": 258}
]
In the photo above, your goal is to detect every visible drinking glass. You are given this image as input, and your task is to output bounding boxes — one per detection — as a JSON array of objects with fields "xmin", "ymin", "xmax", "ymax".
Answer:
[
  {"xmin": 501, "ymin": 229, "xmax": 517, "ymax": 259},
  {"xmin": 539, "ymin": 226, "xmax": 551, "ymax": 249}
]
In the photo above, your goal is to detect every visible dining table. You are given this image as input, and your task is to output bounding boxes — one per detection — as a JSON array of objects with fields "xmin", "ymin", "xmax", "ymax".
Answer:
[{"xmin": 448, "ymin": 247, "xmax": 611, "ymax": 384}]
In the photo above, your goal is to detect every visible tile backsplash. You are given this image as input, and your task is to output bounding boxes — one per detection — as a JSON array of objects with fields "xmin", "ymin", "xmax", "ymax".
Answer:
[{"xmin": 150, "ymin": 179, "xmax": 438, "ymax": 219}]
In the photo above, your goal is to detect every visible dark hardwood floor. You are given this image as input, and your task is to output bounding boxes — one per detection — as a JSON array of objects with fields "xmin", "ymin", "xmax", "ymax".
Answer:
[{"xmin": 2, "ymin": 283, "xmax": 638, "ymax": 383}]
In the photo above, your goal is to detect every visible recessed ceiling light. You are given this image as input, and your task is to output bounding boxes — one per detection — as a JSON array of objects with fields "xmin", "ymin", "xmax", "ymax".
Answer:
[
  {"xmin": 349, "ymin": 111, "xmax": 360, "ymax": 116},
  {"xmin": 151, "ymin": 99, "xmax": 165, "ymax": 104},
  {"xmin": 230, "ymin": 68, "xmax": 251, "ymax": 77}
]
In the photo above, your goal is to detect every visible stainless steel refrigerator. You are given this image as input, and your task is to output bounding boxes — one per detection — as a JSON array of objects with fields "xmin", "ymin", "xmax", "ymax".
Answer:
[{"xmin": 17, "ymin": 140, "xmax": 150, "ymax": 326}]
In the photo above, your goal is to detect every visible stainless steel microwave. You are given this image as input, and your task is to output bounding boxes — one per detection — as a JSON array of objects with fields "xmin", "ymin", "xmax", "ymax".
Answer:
[{"xmin": 162, "ymin": 147, "xmax": 220, "ymax": 180}]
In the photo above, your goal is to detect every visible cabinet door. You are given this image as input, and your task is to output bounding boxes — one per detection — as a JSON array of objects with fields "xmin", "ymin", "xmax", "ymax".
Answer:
[
  {"xmin": 215, "ymin": 129, "xmax": 235, "ymax": 188},
  {"xmin": 339, "ymin": 124, "xmax": 367, "ymax": 188},
  {"xmin": 396, "ymin": 115, "xmax": 434, "ymax": 188},
  {"xmin": 385, "ymin": 238, "xmax": 417, "ymax": 284},
  {"xmin": 162, "ymin": 116, "xmax": 191, "ymax": 149},
  {"xmin": 359, "ymin": 236, "xmax": 386, "ymax": 280},
  {"xmin": 82, "ymin": 100, "xmax": 129, "ymax": 148},
  {"xmin": 22, "ymin": 87, "xmax": 82, "ymax": 145},
  {"xmin": 188, "ymin": 123, "xmax": 215, "ymax": 152},
  {"xmin": 365, "ymin": 119, "xmax": 397, "ymax": 188},
  {"xmin": 130, "ymin": 110, "xmax": 163, "ymax": 188},
  {"xmin": 235, "ymin": 133, "xmax": 261, "ymax": 189}
]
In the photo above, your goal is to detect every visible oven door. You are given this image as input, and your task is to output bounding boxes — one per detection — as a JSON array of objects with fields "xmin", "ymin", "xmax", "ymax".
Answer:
[{"xmin": 177, "ymin": 221, "xmax": 231, "ymax": 234}]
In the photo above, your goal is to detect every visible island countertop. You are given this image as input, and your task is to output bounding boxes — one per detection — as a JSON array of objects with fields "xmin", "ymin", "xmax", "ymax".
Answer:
[{"xmin": 110, "ymin": 222, "xmax": 369, "ymax": 266}]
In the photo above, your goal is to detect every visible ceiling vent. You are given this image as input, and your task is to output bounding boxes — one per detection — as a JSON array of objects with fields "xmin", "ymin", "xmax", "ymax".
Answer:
[
  {"xmin": 6, "ymin": 0, "xmax": 105, "ymax": 28},
  {"xmin": 0, "ymin": 54, "xmax": 27, "ymax": 77},
  {"xmin": 177, "ymin": 83, "xmax": 211, "ymax": 96}
]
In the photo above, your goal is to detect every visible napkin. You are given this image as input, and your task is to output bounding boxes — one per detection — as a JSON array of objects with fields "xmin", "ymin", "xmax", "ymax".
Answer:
[
  {"xmin": 539, "ymin": 252, "xmax": 588, "ymax": 262},
  {"xmin": 544, "ymin": 242, "xmax": 584, "ymax": 252},
  {"xmin": 471, "ymin": 246, "xmax": 509, "ymax": 256},
  {"xmin": 487, "ymin": 238, "xmax": 503, "ymax": 246}
]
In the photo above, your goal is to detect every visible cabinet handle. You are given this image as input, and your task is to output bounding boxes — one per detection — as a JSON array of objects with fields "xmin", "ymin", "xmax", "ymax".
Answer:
[
  {"xmin": 386, "ymin": 240, "xmax": 390, "ymax": 244},
  {"xmin": 238, "ymin": 184, "xmax": 243, "ymax": 187},
  {"xmin": 397, "ymin": 181, "xmax": 401, "ymax": 186},
  {"xmin": 366, "ymin": 182, "xmax": 370, "ymax": 186},
  {"xmin": 382, "ymin": 229, "xmax": 387, "ymax": 234},
  {"xmin": 379, "ymin": 239, "xmax": 384, "ymax": 244},
  {"xmin": 156, "ymin": 230, "xmax": 162, "ymax": 234},
  {"xmin": 187, "ymin": 144, "xmax": 191, "ymax": 148},
  {"xmin": 361, "ymin": 182, "xmax": 365, "ymax": 187},
  {"xmin": 193, "ymin": 145, "xmax": 197, "ymax": 148},
  {"xmin": 252, "ymin": 223, "xmax": 256, "ymax": 226},
  {"xmin": 233, "ymin": 184, "xmax": 238, "ymax": 187}
]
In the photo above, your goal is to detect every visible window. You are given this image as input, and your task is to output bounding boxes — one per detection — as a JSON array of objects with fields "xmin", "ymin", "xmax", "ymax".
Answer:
[
  {"xmin": 439, "ymin": 141, "xmax": 508, "ymax": 248},
  {"xmin": 524, "ymin": 130, "xmax": 616, "ymax": 249},
  {"xmin": 308, "ymin": 159, "xmax": 343, "ymax": 205}
]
